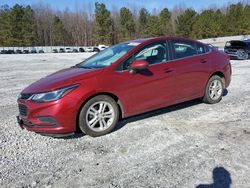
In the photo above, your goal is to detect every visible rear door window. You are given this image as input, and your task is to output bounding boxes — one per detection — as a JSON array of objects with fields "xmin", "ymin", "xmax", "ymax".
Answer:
[
  {"xmin": 172, "ymin": 40, "xmax": 197, "ymax": 59},
  {"xmin": 172, "ymin": 40, "xmax": 209, "ymax": 59}
]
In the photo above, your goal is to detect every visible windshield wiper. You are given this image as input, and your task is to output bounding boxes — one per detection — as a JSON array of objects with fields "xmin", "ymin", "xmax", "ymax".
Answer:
[
  {"xmin": 72, "ymin": 65, "xmax": 94, "ymax": 69},
  {"xmin": 79, "ymin": 66, "xmax": 94, "ymax": 69}
]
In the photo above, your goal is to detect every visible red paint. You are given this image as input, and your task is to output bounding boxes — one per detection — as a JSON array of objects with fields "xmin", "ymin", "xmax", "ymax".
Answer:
[
  {"xmin": 17, "ymin": 37, "xmax": 231, "ymax": 134},
  {"xmin": 130, "ymin": 60, "xmax": 149, "ymax": 70}
]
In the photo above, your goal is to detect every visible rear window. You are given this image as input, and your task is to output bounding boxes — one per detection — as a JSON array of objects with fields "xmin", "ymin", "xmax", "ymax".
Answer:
[{"xmin": 226, "ymin": 41, "xmax": 247, "ymax": 47}]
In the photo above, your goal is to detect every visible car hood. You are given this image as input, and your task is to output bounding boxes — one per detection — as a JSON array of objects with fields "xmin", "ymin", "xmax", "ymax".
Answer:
[{"xmin": 22, "ymin": 67, "xmax": 103, "ymax": 93}]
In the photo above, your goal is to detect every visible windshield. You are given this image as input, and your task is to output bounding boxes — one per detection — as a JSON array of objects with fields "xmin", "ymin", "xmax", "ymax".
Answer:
[
  {"xmin": 77, "ymin": 42, "xmax": 140, "ymax": 68},
  {"xmin": 226, "ymin": 41, "xmax": 246, "ymax": 47}
]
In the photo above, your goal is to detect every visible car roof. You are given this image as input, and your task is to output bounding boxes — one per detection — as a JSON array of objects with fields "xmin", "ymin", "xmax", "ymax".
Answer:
[{"xmin": 128, "ymin": 36, "xmax": 199, "ymax": 45}]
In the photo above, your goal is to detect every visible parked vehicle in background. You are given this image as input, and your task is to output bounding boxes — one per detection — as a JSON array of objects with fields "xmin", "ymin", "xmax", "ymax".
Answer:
[
  {"xmin": 6, "ymin": 50, "xmax": 15, "ymax": 54},
  {"xmin": 30, "ymin": 48, "xmax": 37, "ymax": 53},
  {"xmin": 98, "ymin": 44, "xmax": 108, "ymax": 51},
  {"xmin": 65, "ymin": 47, "xmax": 73, "ymax": 53},
  {"xmin": 79, "ymin": 47, "xmax": 85, "ymax": 52},
  {"xmin": 1, "ymin": 49, "xmax": 15, "ymax": 54},
  {"xmin": 0, "ymin": 50, "xmax": 7, "ymax": 54},
  {"xmin": 59, "ymin": 48, "xmax": 65, "ymax": 53},
  {"xmin": 23, "ymin": 50, "xmax": 29, "ymax": 54},
  {"xmin": 17, "ymin": 37, "xmax": 231, "ymax": 137},
  {"xmin": 15, "ymin": 49, "xmax": 22, "ymax": 54},
  {"xmin": 93, "ymin": 47, "xmax": 100, "ymax": 52},
  {"xmin": 38, "ymin": 49, "xmax": 44, "ymax": 53},
  {"xmin": 85, "ymin": 47, "xmax": 94, "ymax": 52},
  {"xmin": 52, "ymin": 49, "xmax": 58, "ymax": 53},
  {"xmin": 72, "ymin": 49, "xmax": 78, "ymax": 53},
  {"xmin": 224, "ymin": 40, "xmax": 250, "ymax": 60}
]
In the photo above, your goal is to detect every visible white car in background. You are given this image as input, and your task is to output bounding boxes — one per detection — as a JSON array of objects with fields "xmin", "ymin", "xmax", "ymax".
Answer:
[
  {"xmin": 65, "ymin": 47, "xmax": 73, "ymax": 53},
  {"xmin": 84, "ymin": 47, "xmax": 94, "ymax": 52},
  {"xmin": 98, "ymin": 44, "xmax": 108, "ymax": 51},
  {"xmin": 84, "ymin": 45, "xmax": 109, "ymax": 52}
]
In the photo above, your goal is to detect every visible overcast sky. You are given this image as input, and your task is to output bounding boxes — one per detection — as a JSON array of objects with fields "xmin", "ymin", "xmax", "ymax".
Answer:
[{"xmin": 0, "ymin": 0, "xmax": 246, "ymax": 12}]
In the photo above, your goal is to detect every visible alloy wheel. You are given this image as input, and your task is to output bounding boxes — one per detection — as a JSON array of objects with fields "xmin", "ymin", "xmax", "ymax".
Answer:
[
  {"xmin": 86, "ymin": 101, "xmax": 115, "ymax": 132},
  {"xmin": 209, "ymin": 80, "xmax": 223, "ymax": 100}
]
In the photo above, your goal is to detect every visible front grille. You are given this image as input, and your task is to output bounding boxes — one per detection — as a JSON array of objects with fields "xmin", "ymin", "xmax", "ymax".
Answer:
[
  {"xmin": 19, "ymin": 93, "xmax": 32, "ymax": 100},
  {"xmin": 228, "ymin": 49, "xmax": 238, "ymax": 52},
  {"xmin": 18, "ymin": 104, "xmax": 28, "ymax": 116}
]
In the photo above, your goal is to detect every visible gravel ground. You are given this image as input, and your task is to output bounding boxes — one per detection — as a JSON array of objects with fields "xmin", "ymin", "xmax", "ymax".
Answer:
[{"xmin": 0, "ymin": 53, "xmax": 250, "ymax": 188}]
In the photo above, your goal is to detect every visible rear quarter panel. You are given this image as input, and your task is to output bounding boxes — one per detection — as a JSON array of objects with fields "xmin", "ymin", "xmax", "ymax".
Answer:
[{"xmin": 210, "ymin": 49, "xmax": 231, "ymax": 88}]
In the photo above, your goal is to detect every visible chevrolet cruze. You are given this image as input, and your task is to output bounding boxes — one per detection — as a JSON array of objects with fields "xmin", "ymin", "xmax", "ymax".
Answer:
[{"xmin": 17, "ymin": 37, "xmax": 231, "ymax": 137}]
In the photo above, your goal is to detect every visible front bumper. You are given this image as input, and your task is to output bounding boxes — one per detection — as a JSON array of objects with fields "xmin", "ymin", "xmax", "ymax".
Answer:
[
  {"xmin": 16, "ymin": 95, "xmax": 80, "ymax": 134},
  {"xmin": 225, "ymin": 52, "xmax": 238, "ymax": 57},
  {"xmin": 16, "ymin": 116, "xmax": 24, "ymax": 129},
  {"xmin": 224, "ymin": 50, "xmax": 250, "ymax": 58}
]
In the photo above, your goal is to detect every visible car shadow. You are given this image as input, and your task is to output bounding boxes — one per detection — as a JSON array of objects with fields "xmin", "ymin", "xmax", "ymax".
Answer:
[
  {"xmin": 57, "ymin": 99, "xmax": 202, "ymax": 139},
  {"xmin": 54, "ymin": 89, "xmax": 229, "ymax": 139},
  {"xmin": 115, "ymin": 89, "xmax": 229, "ymax": 132},
  {"xmin": 223, "ymin": 89, "xmax": 228, "ymax": 96},
  {"xmin": 39, "ymin": 132, "xmax": 85, "ymax": 139},
  {"xmin": 114, "ymin": 98, "xmax": 203, "ymax": 132},
  {"xmin": 196, "ymin": 167, "xmax": 232, "ymax": 188}
]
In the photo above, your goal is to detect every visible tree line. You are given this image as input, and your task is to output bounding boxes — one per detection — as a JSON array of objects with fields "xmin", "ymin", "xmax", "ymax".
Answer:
[{"xmin": 0, "ymin": 2, "xmax": 250, "ymax": 47}]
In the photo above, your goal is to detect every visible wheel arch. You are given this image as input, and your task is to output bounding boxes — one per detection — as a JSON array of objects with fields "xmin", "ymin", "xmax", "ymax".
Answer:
[
  {"xmin": 203, "ymin": 71, "xmax": 226, "ymax": 98},
  {"xmin": 209, "ymin": 71, "xmax": 225, "ymax": 86},
  {"xmin": 75, "ymin": 92, "xmax": 125, "ymax": 132},
  {"xmin": 210, "ymin": 71, "xmax": 225, "ymax": 77}
]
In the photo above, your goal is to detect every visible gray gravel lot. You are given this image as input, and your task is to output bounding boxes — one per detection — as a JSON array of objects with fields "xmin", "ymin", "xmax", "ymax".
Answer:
[{"xmin": 0, "ymin": 53, "xmax": 250, "ymax": 188}]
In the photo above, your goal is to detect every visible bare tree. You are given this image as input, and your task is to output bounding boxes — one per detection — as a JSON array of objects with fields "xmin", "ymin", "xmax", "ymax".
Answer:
[{"xmin": 32, "ymin": 3, "xmax": 54, "ymax": 46}]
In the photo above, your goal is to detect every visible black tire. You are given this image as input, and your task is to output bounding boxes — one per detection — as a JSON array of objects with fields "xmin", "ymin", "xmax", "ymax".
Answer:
[
  {"xmin": 78, "ymin": 95, "xmax": 119, "ymax": 137},
  {"xmin": 236, "ymin": 49, "xmax": 248, "ymax": 60},
  {"xmin": 203, "ymin": 75, "xmax": 225, "ymax": 104}
]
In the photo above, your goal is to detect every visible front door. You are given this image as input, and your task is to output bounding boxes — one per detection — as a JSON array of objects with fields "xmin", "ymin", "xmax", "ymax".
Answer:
[{"xmin": 115, "ymin": 41, "xmax": 177, "ymax": 116}]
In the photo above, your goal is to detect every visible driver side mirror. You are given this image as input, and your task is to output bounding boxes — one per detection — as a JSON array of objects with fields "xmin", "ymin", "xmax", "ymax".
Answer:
[{"xmin": 129, "ymin": 60, "xmax": 149, "ymax": 74}]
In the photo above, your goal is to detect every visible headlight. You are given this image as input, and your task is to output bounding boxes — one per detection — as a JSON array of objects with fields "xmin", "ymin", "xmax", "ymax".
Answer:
[{"xmin": 30, "ymin": 84, "xmax": 79, "ymax": 102}]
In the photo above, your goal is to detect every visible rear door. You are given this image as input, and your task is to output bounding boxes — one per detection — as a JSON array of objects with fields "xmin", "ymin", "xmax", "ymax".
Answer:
[{"xmin": 169, "ymin": 39, "xmax": 212, "ymax": 100}]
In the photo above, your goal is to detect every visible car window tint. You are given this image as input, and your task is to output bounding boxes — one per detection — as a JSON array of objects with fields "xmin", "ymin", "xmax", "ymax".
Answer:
[
  {"xmin": 196, "ymin": 42, "xmax": 206, "ymax": 54},
  {"xmin": 172, "ymin": 40, "xmax": 197, "ymax": 59},
  {"xmin": 121, "ymin": 42, "xmax": 168, "ymax": 70}
]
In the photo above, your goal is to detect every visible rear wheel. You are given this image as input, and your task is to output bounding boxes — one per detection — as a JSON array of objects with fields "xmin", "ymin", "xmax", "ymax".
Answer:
[
  {"xmin": 203, "ymin": 75, "xmax": 224, "ymax": 104},
  {"xmin": 78, "ymin": 95, "xmax": 119, "ymax": 137}
]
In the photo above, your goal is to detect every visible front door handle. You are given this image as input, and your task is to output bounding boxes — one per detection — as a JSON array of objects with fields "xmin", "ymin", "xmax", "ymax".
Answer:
[
  {"xmin": 201, "ymin": 59, "xmax": 207, "ymax": 63},
  {"xmin": 164, "ymin": 67, "xmax": 174, "ymax": 73}
]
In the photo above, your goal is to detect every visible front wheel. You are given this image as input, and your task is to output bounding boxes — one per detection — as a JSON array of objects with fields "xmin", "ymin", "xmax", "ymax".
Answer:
[
  {"xmin": 78, "ymin": 95, "xmax": 119, "ymax": 137},
  {"xmin": 203, "ymin": 75, "xmax": 224, "ymax": 104},
  {"xmin": 236, "ymin": 49, "xmax": 248, "ymax": 60}
]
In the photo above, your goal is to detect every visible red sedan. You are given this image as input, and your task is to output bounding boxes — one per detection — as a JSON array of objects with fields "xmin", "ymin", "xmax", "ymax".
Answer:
[{"xmin": 17, "ymin": 37, "xmax": 231, "ymax": 137}]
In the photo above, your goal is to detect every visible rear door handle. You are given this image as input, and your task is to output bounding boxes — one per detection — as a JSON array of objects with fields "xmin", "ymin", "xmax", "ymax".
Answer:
[
  {"xmin": 164, "ymin": 67, "xmax": 174, "ymax": 73},
  {"xmin": 201, "ymin": 59, "xmax": 207, "ymax": 63}
]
